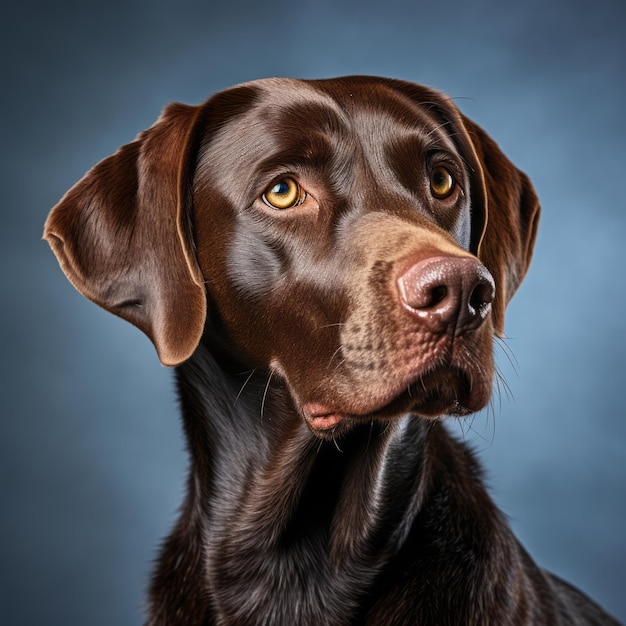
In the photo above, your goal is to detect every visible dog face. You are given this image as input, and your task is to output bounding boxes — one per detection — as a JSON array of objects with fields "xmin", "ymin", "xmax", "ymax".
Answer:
[{"xmin": 44, "ymin": 76, "xmax": 540, "ymax": 436}]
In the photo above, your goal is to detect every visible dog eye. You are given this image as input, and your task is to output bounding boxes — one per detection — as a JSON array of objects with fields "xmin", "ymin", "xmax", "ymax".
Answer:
[
  {"xmin": 430, "ymin": 166, "xmax": 455, "ymax": 199},
  {"xmin": 262, "ymin": 178, "xmax": 307, "ymax": 209}
]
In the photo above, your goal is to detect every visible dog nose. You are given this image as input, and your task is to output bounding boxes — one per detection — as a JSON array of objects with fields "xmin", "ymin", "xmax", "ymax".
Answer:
[{"xmin": 396, "ymin": 256, "xmax": 495, "ymax": 335}]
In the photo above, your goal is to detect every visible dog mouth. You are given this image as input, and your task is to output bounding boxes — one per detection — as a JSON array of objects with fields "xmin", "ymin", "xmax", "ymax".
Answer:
[{"xmin": 303, "ymin": 367, "xmax": 486, "ymax": 434}]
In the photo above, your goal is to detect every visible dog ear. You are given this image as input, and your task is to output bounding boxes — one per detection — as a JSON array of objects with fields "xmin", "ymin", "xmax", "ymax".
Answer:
[
  {"xmin": 43, "ymin": 103, "xmax": 207, "ymax": 366},
  {"xmin": 458, "ymin": 116, "xmax": 541, "ymax": 335}
]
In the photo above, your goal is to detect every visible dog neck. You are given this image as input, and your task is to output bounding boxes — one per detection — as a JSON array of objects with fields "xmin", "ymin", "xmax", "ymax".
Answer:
[{"xmin": 174, "ymin": 343, "xmax": 434, "ymax": 624}]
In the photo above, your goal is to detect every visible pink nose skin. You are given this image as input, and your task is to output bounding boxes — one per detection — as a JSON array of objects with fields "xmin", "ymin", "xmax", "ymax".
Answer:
[{"xmin": 396, "ymin": 256, "xmax": 495, "ymax": 336}]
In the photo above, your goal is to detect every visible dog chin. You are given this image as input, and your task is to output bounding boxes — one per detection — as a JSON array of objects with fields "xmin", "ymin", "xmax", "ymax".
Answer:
[{"xmin": 302, "ymin": 370, "xmax": 491, "ymax": 438}]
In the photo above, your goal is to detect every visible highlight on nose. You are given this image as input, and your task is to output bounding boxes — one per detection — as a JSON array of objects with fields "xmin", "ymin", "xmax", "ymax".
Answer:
[{"xmin": 396, "ymin": 256, "xmax": 495, "ymax": 334}]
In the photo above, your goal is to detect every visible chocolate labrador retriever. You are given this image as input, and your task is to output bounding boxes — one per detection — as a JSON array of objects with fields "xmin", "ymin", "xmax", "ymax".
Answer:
[{"xmin": 44, "ymin": 76, "xmax": 619, "ymax": 625}]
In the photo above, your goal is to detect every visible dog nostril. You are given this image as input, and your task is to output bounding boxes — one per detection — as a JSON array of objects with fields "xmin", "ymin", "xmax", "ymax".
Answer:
[
  {"xmin": 397, "ymin": 256, "xmax": 495, "ymax": 333},
  {"xmin": 469, "ymin": 279, "xmax": 495, "ymax": 317},
  {"xmin": 429, "ymin": 285, "xmax": 448, "ymax": 308}
]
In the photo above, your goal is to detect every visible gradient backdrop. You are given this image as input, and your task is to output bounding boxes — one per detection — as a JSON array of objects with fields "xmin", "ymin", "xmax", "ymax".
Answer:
[{"xmin": 2, "ymin": 0, "xmax": 625, "ymax": 624}]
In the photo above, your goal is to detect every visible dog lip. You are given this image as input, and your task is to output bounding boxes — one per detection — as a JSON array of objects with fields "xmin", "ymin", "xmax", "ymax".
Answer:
[
  {"xmin": 302, "ymin": 366, "xmax": 489, "ymax": 429},
  {"xmin": 403, "ymin": 366, "xmax": 488, "ymax": 417},
  {"xmin": 303, "ymin": 403, "xmax": 347, "ymax": 430}
]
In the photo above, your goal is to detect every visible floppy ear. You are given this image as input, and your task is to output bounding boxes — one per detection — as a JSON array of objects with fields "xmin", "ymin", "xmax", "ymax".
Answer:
[
  {"xmin": 43, "ymin": 103, "xmax": 207, "ymax": 366},
  {"xmin": 459, "ymin": 116, "xmax": 541, "ymax": 335}
]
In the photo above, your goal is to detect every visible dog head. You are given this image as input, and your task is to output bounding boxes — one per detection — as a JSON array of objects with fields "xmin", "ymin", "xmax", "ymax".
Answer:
[{"xmin": 44, "ymin": 77, "xmax": 539, "ymax": 434}]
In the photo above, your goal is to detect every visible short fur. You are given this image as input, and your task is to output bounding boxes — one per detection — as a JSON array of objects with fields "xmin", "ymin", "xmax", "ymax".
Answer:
[{"xmin": 44, "ymin": 76, "xmax": 619, "ymax": 625}]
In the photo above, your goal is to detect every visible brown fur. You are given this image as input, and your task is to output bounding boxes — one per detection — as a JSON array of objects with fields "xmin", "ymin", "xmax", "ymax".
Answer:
[{"xmin": 44, "ymin": 76, "xmax": 618, "ymax": 625}]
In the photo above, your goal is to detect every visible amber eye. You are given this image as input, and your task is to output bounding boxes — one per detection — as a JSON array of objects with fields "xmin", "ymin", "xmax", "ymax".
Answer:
[
  {"xmin": 262, "ymin": 178, "xmax": 306, "ymax": 209},
  {"xmin": 430, "ymin": 166, "xmax": 455, "ymax": 199}
]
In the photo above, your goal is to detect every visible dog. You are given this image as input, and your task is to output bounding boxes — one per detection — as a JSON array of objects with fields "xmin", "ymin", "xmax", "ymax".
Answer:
[{"xmin": 44, "ymin": 76, "xmax": 620, "ymax": 625}]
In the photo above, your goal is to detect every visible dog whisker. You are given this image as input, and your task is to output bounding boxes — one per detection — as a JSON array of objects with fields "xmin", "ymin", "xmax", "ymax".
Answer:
[
  {"xmin": 494, "ymin": 364, "xmax": 514, "ymax": 404},
  {"xmin": 234, "ymin": 369, "xmax": 257, "ymax": 406},
  {"xmin": 326, "ymin": 345, "xmax": 344, "ymax": 372},
  {"xmin": 495, "ymin": 336, "xmax": 519, "ymax": 377},
  {"xmin": 260, "ymin": 371, "xmax": 273, "ymax": 422}
]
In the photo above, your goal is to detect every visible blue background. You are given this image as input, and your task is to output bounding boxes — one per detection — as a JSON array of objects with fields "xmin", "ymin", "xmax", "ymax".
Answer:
[{"xmin": 2, "ymin": 0, "xmax": 625, "ymax": 624}]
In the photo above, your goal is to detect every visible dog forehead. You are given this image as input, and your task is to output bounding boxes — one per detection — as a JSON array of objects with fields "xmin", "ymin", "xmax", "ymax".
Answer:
[
  {"xmin": 203, "ymin": 78, "xmax": 348, "ymax": 155},
  {"xmin": 201, "ymin": 78, "xmax": 452, "ymax": 168},
  {"xmin": 195, "ymin": 79, "xmax": 349, "ymax": 195},
  {"xmin": 240, "ymin": 77, "xmax": 447, "ymax": 136}
]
